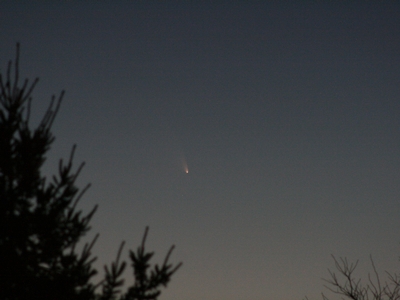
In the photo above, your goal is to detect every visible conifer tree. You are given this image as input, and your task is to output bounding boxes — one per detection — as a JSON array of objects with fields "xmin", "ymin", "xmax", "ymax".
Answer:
[{"xmin": 0, "ymin": 44, "xmax": 181, "ymax": 300}]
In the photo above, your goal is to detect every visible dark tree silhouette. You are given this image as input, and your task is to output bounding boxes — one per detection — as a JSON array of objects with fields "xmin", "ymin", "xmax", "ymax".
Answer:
[
  {"xmin": 0, "ymin": 44, "xmax": 181, "ymax": 300},
  {"xmin": 305, "ymin": 255, "xmax": 400, "ymax": 300}
]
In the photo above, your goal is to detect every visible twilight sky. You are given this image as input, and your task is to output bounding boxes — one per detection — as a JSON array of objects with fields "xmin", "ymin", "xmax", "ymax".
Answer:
[{"xmin": 1, "ymin": 2, "xmax": 400, "ymax": 300}]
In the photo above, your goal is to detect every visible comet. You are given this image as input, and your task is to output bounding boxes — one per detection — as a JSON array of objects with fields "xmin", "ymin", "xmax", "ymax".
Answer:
[{"xmin": 182, "ymin": 158, "xmax": 189, "ymax": 174}]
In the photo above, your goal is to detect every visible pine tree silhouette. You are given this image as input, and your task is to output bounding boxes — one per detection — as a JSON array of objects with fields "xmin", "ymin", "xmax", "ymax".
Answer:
[{"xmin": 0, "ymin": 44, "xmax": 181, "ymax": 300}]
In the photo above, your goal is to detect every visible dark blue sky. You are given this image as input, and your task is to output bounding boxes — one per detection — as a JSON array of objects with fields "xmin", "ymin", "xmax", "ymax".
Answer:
[{"xmin": 1, "ymin": 2, "xmax": 400, "ymax": 300}]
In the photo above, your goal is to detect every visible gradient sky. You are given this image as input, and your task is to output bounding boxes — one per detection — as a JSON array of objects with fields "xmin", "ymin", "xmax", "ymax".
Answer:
[{"xmin": 1, "ymin": 2, "xmax": 400, "ymax": 300}]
